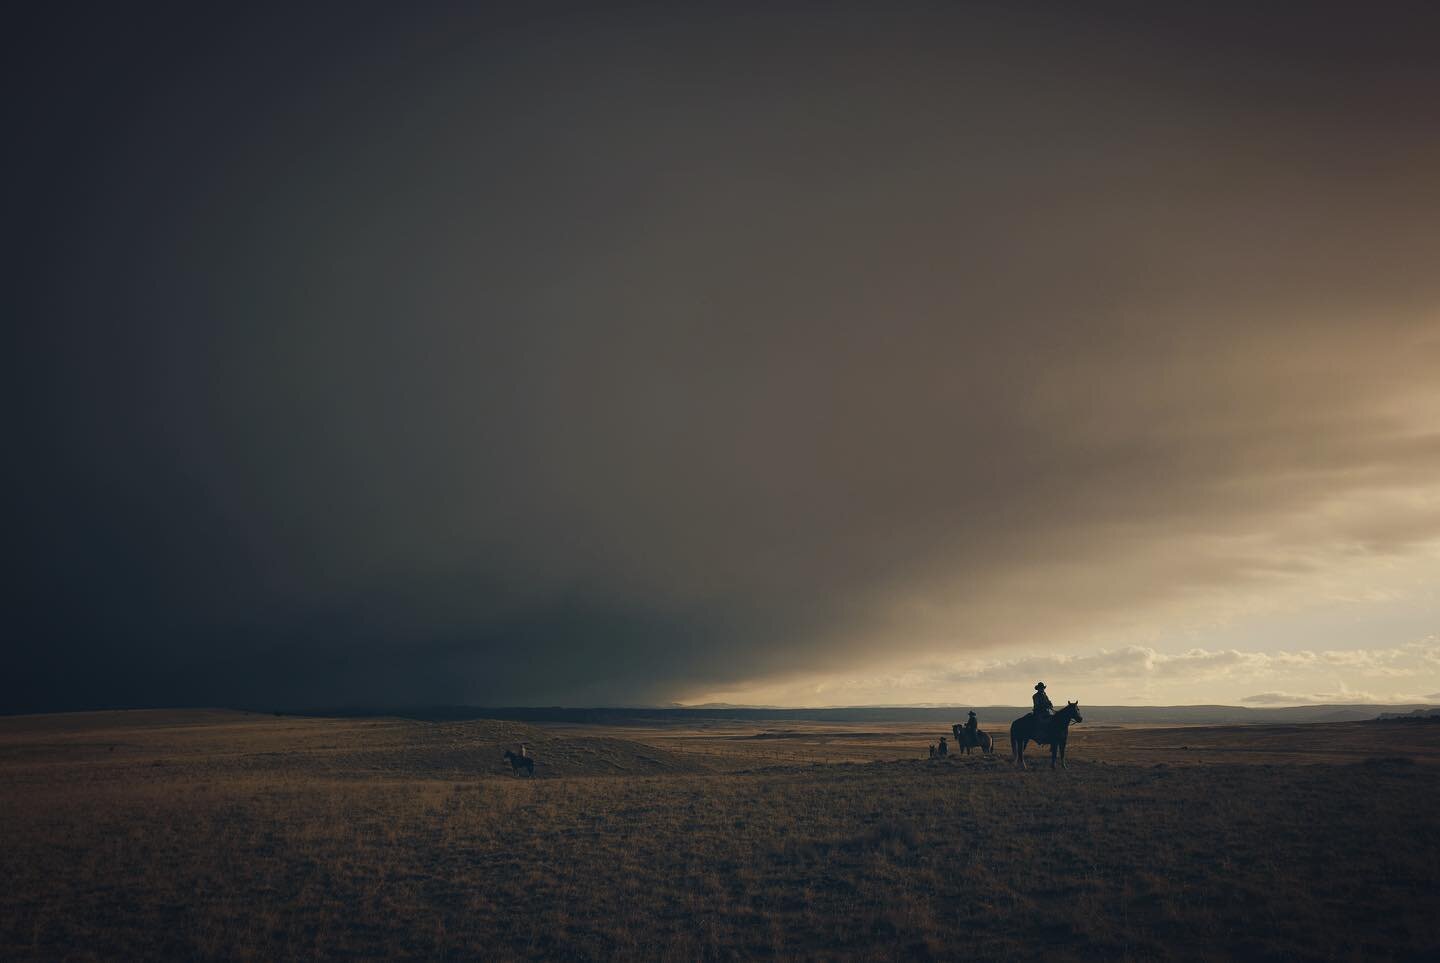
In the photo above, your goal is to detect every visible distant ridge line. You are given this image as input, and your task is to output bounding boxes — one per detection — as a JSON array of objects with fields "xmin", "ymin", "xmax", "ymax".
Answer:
[{"xmin": 282, "ymin": 703, "xmax": 1440, "ymax": 726}]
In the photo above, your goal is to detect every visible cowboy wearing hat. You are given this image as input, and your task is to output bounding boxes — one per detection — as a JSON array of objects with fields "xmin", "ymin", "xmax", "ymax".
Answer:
[
  {"xmin": 1036, "ymin": 679, "xmax": 1059, "ymax": 742},
  {"xmin": 956, "ymin": 705, "xmax": 979, "ymax": 748},
  {"xmin": 1032, "ymin": 682, "xmax": 1054, "ymax": 727}
]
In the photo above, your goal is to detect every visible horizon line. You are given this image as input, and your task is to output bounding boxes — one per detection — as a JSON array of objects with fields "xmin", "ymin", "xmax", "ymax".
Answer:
[{"xmin": 10, "ymin": 700, "xmax": 1440, "ymax": 717}]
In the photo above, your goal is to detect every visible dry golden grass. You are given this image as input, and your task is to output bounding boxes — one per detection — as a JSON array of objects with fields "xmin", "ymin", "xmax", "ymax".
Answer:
[
  {"xmin": 583, "ymin": 716, "xmax": 1440, "ymax": 769},
  {"xmin": 2, "ymin": 710, "xmax": 1437, "ymax": 960}
]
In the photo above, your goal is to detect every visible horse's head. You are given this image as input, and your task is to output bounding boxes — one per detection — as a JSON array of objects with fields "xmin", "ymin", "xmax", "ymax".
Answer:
[{"xmin": 1062, "ymin": 701, "xmax": 1083, "ymax": 724}]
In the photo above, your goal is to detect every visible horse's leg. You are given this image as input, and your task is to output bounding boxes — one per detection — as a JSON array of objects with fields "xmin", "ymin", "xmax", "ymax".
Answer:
[{"xmin": 1050, "ymin": 742, "xmax": 1058, "ymax": 770}]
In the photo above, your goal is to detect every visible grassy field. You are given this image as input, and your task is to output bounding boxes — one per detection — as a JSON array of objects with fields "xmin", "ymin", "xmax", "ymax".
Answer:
[{"xmin": 2, "ymin": 711, "xmax": 1437, "ymax": 960}]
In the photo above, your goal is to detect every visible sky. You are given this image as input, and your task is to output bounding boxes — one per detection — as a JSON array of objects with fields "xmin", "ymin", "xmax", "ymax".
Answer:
[{"xmin": 6, "ymin": 2, "xmax": 1440, "ymax": 713}]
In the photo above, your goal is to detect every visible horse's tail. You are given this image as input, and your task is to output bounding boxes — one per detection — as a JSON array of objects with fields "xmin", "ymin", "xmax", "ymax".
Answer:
[{"xmin": 1009, "ymin": 717, "xmax": 1028, "ymax": 764}]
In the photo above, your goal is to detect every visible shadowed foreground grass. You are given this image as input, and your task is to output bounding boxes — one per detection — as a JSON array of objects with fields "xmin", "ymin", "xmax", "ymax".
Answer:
[{"xmin": 4, "ymin": 755, "xmax": 1438, "ymax": 960}]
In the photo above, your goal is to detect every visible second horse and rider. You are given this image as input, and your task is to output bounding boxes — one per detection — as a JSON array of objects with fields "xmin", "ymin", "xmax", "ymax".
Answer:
[{"xmin": 934, "ymin": 709, "xmax": 990, "ymax": 758}]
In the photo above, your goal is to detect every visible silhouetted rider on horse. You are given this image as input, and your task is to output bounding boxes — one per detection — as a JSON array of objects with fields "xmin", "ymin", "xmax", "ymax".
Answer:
[
  {"xmin": 963, "ymin": 710, "xmax": 978, "ymax": 747},
  {"xmin": 1031, "ymin": 682, "xmax": 1054, "ymax": 742}
]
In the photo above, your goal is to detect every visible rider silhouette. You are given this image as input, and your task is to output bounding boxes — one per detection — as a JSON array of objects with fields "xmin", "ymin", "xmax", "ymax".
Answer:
[
  {"xmin": 962, "ymin": 710, "xmax": 978, "ymax": 748},
  {"xmin": 1032, "ymin": 683, "xmax": 1054, "ymax": 737}
]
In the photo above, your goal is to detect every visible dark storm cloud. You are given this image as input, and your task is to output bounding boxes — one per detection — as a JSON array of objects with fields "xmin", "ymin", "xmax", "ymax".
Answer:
[{"xmin": 7, "ymin": 2, "xmax": 1440, "ymax": 711}]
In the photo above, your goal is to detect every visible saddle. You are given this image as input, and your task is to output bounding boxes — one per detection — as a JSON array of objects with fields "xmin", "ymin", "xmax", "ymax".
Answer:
[{"xmin": 1029, "ymin": 712, "xmax": 1054, "ymax": 745}]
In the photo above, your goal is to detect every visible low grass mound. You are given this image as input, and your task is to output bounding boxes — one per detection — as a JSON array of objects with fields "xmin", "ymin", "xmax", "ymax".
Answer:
[{"xmin": 0, "ymin": 710, "xmax": 713, "ymax": 785}]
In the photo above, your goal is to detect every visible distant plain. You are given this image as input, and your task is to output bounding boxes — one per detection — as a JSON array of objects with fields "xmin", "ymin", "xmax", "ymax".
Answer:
[{"xmin": 3, "ymin": 710, "xmax": 1437, "ymax": 960}]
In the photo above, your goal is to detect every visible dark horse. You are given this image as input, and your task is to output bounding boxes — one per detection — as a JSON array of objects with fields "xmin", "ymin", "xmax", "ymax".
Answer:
[
  {"xmin": 503, "ymin": 750, "xmax": 534, "ymax": 777},
  {"xmin": 952, "ymin": 723, "xmax": 994, "ymax": 755},
  {"xmin": 1010, "ymin": 701, "xmax": 1082, "ymax": 769}
]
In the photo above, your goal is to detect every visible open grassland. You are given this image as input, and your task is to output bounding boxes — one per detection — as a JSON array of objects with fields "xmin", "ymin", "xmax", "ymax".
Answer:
[
  {"xmin": 2, "ymin": 711, "xmax": 1438, "ymax": 960},
  {"xmin": 568, "ymin": 716, "xmax": 1440, "ymax": 769}
]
